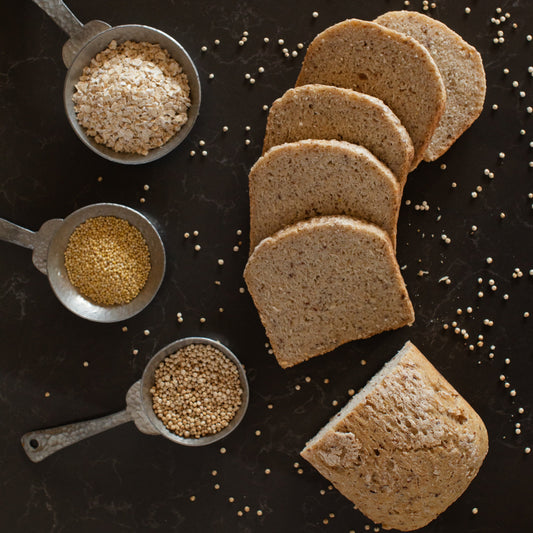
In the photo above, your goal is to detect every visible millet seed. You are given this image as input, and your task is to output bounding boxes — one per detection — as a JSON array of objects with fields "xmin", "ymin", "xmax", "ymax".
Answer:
[{"xmin": 64, "ymin": 216, "xmax": 150, "ymax": 306}]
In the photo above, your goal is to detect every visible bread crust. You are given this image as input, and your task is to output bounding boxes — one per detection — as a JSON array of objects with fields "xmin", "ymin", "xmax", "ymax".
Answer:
[
  {"xmin": 249, "ymin": 139, "xmax": 401, "ymax": 252},
  {"xmin": 375, "ymin": 11, "xmax": 485, "ymax": 161},
  {"xmin": 301, "ymin": 341, "xmax": 489, "ymax": 531},
  {"xmin": 296, "ymin": 19, "xmax": 446, "ymax": 170},
  {"xmin": 244, "ymin": 216, "xmax": 415, "ymax": 368},
  {"xmin": 263, "ymin": 84, "xmax": 414, "ymax": 186}
]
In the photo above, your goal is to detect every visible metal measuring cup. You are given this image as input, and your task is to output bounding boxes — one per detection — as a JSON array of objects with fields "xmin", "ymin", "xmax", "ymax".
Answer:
[
  {"xmin": 21, "ymin": 337, "xmax": 250, "ymax": 462},
  {"xmin": 0, "ymin": 203, "xmax": 165, "ymax": 322},
  {"xmin": 32, "ymin": 0, "xmax": 201, "ymax": 164}
]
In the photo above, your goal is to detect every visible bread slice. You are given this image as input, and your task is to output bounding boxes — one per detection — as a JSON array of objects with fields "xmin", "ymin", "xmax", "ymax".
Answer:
[
  {"xmin": 263, "ymin": 84, "xmax": 413, "ymax": 187},
  {"xmin": 301, "ymin": 341, "xmax": 489, "ymax": 531},
  {"xmin": 296, "ymin": 19, "xmax": 446, "ymax": 169},
  {"xmin": 243, "ymin": 216, "xmax": 414, "ymax": 368},
  {"xmin": 249, "ymin": 139, "xmax": 401, "ymax": 252},
  {"xmin": 375, "ymin": 11, "xmax": 486, "ymax": 161}
]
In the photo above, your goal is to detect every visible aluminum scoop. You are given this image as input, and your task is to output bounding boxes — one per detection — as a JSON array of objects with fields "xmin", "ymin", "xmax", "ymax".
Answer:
[
  {"xmin": 21, "ymin": 337, "xmax": 250, "ymax": 462},
  {"xmin": 0, "ymin": 203, "xmax": 165, "ymax": 322},
  {"xmin": 32, "ymin": 0, "xmax": 201, "ymax": 164}
]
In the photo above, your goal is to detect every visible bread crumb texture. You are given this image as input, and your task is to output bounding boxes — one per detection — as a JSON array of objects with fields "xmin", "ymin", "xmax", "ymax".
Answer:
[
  {"xmin": 375, "ymin": 11, "xmax": 486, "ymax": 161},
  {"xmin": 244, "ymin": 216, "xmax": 414, "ymax": 368},
  {"xmin": 263, "ymin": 84, "xmax": 413, "ymax": 186},
  {"xmin": 301, "ymin": 341, "xmax": 489, "ymax": 531},
  {"xmin": 296, "ymin": 19, "xmax": 445, "ymax": 169},
  {"xmin": 249, "ymin": 139, "xmax": 401, "ymax": 252}
]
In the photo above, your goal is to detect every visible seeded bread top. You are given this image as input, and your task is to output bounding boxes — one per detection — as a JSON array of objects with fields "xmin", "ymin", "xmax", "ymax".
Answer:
[
  {"xmin": 249, "ymin": 139, "xmax": 401, "ymax": 252},
  {"xmin": 296, "ymin": 19, "xmax": 446, "ymax": 169},
  {"xmin": 301, "ymin": 341, "xmax": 489, "ymax": 531},
  {"xmin": 376, "ymin": 11, "xmax": 486, "ymax": 161},
  {"xmin": 263, "ymin": 84, "xmax": 413, "ymax": 186}
]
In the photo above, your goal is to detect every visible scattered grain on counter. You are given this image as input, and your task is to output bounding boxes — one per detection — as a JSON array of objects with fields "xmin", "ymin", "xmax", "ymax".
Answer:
[
  {"xmin": 72, "ymin": 40, "xmax": 190, "ymax": 155},
  {"xmin": 64, "ymin": 216, "xmax": 150, "ymax": 306},
  {"xmin": 150, "ymin": 343, "xmax": 243, "ymax": 439}
]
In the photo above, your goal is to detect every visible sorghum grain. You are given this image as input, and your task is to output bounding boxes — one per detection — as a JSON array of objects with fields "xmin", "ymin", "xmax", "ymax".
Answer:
[{"xmin": 151, "ymin": 343, "xmax": 243, "ymax": 438}]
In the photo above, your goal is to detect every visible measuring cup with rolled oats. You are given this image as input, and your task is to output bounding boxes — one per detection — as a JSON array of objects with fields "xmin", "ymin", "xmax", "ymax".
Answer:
[{"xmin": 32, "ymin": 0, "xmax": 201, "ymax": 164}]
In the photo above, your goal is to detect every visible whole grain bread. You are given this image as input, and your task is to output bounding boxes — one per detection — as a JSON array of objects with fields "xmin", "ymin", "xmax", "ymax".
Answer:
[
  {"xmin": 243, "ymin": 216, "xmax": 414, "ymax": 368},
  {"xmin": 249, "ymin": 139, "xmax": 401, "ymax": 252},
  {"xmin": 301, "ymin": 341, "xmax": 489, "ymax": 531},
  {"xmin": 262, "ymin": 84, "xmax": 413, "ymax": 187},
  {"xmin": 375, "ymin": 11, "xmax": 486, "ymax": 161},
  {"xmin": 296, "ymin": 19, "xmax": 446, "ymax": 169}
]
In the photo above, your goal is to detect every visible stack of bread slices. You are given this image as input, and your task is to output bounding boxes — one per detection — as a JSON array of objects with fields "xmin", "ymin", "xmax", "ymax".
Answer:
[{"xmin": 244, "ymin": 12, "xmax": 486, "ymax": 369}]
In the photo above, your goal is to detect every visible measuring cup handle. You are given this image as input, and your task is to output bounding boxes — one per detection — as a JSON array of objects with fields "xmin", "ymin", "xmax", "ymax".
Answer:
[
  {"xmin": 0, "ymin": 218, "xmax": 37, "ymax": 250},
  {"xmin": 21, "ymin": 409, "xmax": 133, "ymax": 463},
  {"xmin": 32, "ymin": 0, "xmax": 83, "ymax": 38}
]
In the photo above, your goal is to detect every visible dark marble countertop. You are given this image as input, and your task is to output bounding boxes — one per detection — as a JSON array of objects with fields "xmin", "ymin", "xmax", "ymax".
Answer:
[{"xmin": 1, "ymin": 0, "xmax": 532, "ymax": 531}]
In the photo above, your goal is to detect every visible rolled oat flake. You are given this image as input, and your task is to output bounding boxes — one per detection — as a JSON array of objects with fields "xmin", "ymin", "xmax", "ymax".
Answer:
[{"xmin": 72, "ymin": 40, "xmax": 191, "ymax": 155}]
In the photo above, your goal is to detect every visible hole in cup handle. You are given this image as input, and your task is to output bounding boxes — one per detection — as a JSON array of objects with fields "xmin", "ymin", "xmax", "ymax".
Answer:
[{"xmin": 21, "ymin": 431, "xmax": 48, "ymax": 463}]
